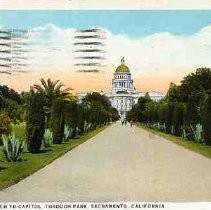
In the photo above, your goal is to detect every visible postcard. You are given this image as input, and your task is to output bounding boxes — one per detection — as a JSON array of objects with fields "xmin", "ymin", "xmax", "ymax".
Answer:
[{"xmin": 0, "ymin": 1, "xmax": 211, "ymax": 210}]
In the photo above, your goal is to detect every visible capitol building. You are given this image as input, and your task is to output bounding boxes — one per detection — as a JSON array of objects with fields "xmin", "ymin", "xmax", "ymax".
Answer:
[{"xmin": 78, "ymin": 57, "xmax": 165, "ymax": 120}]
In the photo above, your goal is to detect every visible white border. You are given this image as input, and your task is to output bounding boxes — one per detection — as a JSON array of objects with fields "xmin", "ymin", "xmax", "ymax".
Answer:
[
  {"xmin": 1, "ymin": 202, "xmax": 211, "ymax": 210},
  {"xmin": 0, "ymin": 0, "xmax": 211, "ymax": 10},
  {"xmin": 0, "ymin": 0, "xmax": 211, "ymax": 209}
]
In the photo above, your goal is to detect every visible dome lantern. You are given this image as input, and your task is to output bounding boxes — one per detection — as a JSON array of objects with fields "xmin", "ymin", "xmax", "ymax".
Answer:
[{"xmin": 121, "ymin": 57, "xmax": 125, "ymax": 65}]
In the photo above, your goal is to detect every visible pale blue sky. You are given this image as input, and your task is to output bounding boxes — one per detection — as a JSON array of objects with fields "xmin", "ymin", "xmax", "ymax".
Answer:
[{"xmin": 0, "ymin": 10, "xmax": 211, "ymax": 37}]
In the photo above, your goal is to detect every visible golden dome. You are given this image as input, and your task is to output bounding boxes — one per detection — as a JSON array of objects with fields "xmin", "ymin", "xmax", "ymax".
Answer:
[{"xmin": 115, "ymin": 57, "xmax": 130, "ymax": 73}]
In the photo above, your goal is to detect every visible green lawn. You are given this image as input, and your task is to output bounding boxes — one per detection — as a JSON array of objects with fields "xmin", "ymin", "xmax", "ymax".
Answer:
[
  {"xmin": 136, "ymin": 123, "xmax": 211, "ymax": 159},
  {"xmin": 0, "ymin": 123, "xmax": 110, "ymax": 190},
  {"xmin": 11, "ymin": 122, "xmax": 26, "ymax": 139}
]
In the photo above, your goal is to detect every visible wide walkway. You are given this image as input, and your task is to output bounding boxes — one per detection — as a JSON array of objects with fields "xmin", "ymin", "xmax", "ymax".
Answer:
[{"xmin": 0, "ymin": 123, "xmax": 211, "ymax": 201}]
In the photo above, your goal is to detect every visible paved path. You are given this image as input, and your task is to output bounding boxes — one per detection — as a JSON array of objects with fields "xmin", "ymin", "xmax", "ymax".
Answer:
[{"xmin": 1, "ymin": 123, "xmax": 211, "ymax": 202}]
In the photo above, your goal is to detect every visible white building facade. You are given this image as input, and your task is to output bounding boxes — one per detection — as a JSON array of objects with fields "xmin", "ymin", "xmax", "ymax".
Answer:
[
  {"xmin": 77, "ymin": 57, "xmax": 165, "ymax": 121},
  {"xmin": 106, "ymin": 58, "xmax": 165, "ymax": 120}
]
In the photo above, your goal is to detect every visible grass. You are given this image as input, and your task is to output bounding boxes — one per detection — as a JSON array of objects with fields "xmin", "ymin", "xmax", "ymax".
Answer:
[
  {"xmin": 11, "ymin": 122, "xmax": 26, "ymax": 139},
  {"xmin": 0, "ymin": 123, "xmax": 110, "ymax": 190},
  {"xmin": 136, "ymin": 123, "xmax": 211, "ymax": 160}
]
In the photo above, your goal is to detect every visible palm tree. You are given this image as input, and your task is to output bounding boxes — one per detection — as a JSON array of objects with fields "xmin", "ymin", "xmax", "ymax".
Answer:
[
  {"xmin": 34, "ymin": 78, "xmax": 71, "ymax": 101},
  {"xmin": 33, "ymin": 78, "xmax": 73, "ymax": 127}
]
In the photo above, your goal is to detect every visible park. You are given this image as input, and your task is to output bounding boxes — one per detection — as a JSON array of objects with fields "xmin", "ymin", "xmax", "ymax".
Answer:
[
  {"xmin": 0, "ymin": 10, "xmax": 211, "ymax": 203},
  {"xmin": 0, "ymin": 67, "xmax": 211, "ymax": 201}
]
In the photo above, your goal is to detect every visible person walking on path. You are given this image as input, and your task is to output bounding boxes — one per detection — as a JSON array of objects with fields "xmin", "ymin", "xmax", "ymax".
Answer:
[{"xmin": 130, "ymin": 120, "xmax": 133, "ymax": 127}]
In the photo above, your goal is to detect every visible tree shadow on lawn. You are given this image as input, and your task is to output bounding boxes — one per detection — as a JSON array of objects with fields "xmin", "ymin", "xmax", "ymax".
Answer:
[
  {"xmin": 36, "ymin": 149, "xmax": 52, "ymax": 154},
  {"xmin": 1, "ymin": 158, "xmax": 27, "ymax": 163},
  {"xmin": 23, "ymin": 149, "xmax": 52, "ymax": 155},
  {"xmin": 73, "ymin": 135, "xmax": 81, "ymax": 139},
  {"xmin": 0, "ymin": 166, "xmax": 7, "ymax": 172}
]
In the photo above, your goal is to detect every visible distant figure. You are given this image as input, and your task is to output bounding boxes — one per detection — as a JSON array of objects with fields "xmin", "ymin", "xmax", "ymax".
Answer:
[
  {"xmin": 121, "ymin": 120, "xmax": 124, "ymax": 126},
  {"xmin": 124, "ymin": 120, "xmax": 127, "ymax": 125},
  {"xmin": 130, "ymin": 120, "xmax": 133, "ymax": 127}
]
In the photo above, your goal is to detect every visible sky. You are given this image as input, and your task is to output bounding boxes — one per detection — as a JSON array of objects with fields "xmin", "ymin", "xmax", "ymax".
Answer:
[
  {"xmin": 1, "ymin": 10, "xmax": 211, "ymax": 37},
  {"xmin": 1, "ymin": 10, "xmax": 211, "ymax": 93}
]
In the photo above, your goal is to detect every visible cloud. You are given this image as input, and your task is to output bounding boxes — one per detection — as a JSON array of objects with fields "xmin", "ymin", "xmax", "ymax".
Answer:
[
  {"xmin": 26, "ymin": 23, "xmax": 211, "ymax": 75},
  {"xmin": 106, "ymin": 25, "xmax": 211, "ymax": 75},
  {"xmin": 3, "ymin": 23, "xmax": 211, "ymax": 93},
  {"xmin": 27, "ymin": 24, "xmax": 75, "ymax": 70}
]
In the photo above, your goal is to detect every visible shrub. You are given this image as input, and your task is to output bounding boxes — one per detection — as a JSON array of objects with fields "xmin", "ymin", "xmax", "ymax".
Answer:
[
  {"xmin": 63, "ymin": 125, "xmax": 71, "ymax": 142},
  {"xmin": 170, "ymin": 125, "xmax": 175, "ymax": 135},
  {"xmin": 26, "ymin": 90, "xmax": 45, "ymax": 153},
  {"xmin": 191, "ymin": 123, "xmax": 203, "ymax": 143},
  {"xmin": 76, "ymin": 127, "xmax": 82, "ymax": 135},
  {"xmin": 181, "ymin": 126, "xmax": 187, "ymax": 139},
  {"xmin": 0, "ymin": 112, "xmax": 12, "ymax": 143},
  {"xmin": 84, "ymin": 121, "xmax": 92, "ymax": 133},
  {"xmin": 2, "ymin": 133, "xmax": 24, "ymax": 162},
  {"xmin": 43, "ymin": 129, "xmax": 53, "ymax": 147},
  {"xmin": 51, "ymin": 98, "xmax": 65, "ymax": 144},
  {"xmin": 181, "ymin": 125, "xmax": 195, "ymax": 140},
  {"xmin": 152, "ymin": 122, "xmax": 166, "ymax": 132}
]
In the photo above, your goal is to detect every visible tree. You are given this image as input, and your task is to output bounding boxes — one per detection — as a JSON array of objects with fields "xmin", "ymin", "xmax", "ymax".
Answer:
[
  {"xmin": 0, "ymin": 85, "xmax": 24, "ymax": 122},
  {"xmin": 65, "ymin": 100, "xmax": 79, "ymax": 138},
  {"xmin": 110, "ymin": 107, "xmax": 119, "ymax": 122},
  {"xmin": 164, "ymin": 103, "xmax": 173, "ymax": 133},
  {"xmin": 184, "ymin": 93, "xmax": 204, "ymax": 126},
  {"xmin": 0, "ymin": 112, "xmax": 12, "ymax": 144},
  {"xmin": 179, "ymin": 68, "xmax": 211, "ymax": 125},
  {"xmin": 166, "ymin": 83, "xmax": 180, "ymax": 103},
  {"xmin": 145, "ymin": 101, "xmax": 158, "ymax": 123},
  {"xmin": 77, "ymin": 104, "xmax": 85, "ymax": 134},
  {"xmin": 157, "ymin": 102, "xmax": 165, "ymax": 124},
  {"xmin": 126, "ymin": 94, "xmax": 153, "ymax": 123},
  {"xmin": 33, "ymin": 78, "xmax": 72, "ymax": 127},
  {"xmin": 126, "ymin": 104, "xmax": 138, "ymax": 122},
  {"xmin": 181, "ymin": 68, "xmax": 211, "ymax": 97},
  {"xmin": 26, "ymin": 90, "xmax": 45, "ymax": 153},
  {"xmin": 50, "ymin": 98, "xmax": 66, "ymax": 144},
  {"xmin": 83, "ymin": 92, "xmax": 111, "ymax": 127},
  {"xmin": 125, "ymin": 68, "xmax": 211, "ymax": 144},
  {"xmin": 136, "ymin": 94, "xmax": 152, "ymax": 123},
  {"xmin": 172, "ymin": 103, "xmax": 185, "ymax": 136},
  {"xmin": 201, "ymin": 94, "xmax": 211, "ymax": 145},
  {"xmin": 0, "ymin": 85, "xmax": 21, "ymax": 103}
]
